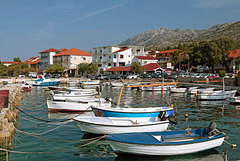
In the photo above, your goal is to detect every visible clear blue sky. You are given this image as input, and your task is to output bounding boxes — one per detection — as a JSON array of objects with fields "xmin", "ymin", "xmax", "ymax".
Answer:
[{"xmin": 0, "ymin": 0, "xmax": 240, "ymax": 61}]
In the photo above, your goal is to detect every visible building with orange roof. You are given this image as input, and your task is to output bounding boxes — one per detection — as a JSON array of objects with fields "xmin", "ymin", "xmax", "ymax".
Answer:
[
  {"xmin": 53, "ymin": 48, "xmax": 92, "ymax": 76},
  {"xmin": 24, "ymin": 56, "xmax": 41, "ymax": 69},
  {"xmin": 2, "ymin": 61, "xmax": 19, "ymax": 67},
  {"xmin": 39, "ymin": 48, "xmax": 60, "ymax": 70},
  {"xmin": 92, "ymin": 45, "xmax": 145, "ymax": 73},
  {"xmin": 155, "ymin": 49, "xmax": 177, "ymax": 67},
  {"xmin": 132, "ymin": 56, "xmax": 158, "ymax": 66}
]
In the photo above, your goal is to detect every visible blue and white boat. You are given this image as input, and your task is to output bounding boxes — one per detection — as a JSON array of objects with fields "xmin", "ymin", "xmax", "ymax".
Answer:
[
  {"xmin": 32, "ymin": 75, "xmax": 61, "ymax": 86},
  {"xmin": 105, "ymin": 122, "xmax": 226, "ymax": 156},
  {"xmin": 91, "ymin": 106, "xmax": 174, "ymax": 118}
]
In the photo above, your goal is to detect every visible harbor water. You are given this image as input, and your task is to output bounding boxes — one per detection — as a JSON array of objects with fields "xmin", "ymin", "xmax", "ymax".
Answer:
[{"xmin": 2, "ymin": 85, "xmax": 240, "ymax": 161}]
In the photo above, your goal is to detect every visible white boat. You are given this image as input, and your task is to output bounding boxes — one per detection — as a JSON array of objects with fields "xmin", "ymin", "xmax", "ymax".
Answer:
[
  {"xmin": 196, "ymin": 90, "xmax": 237, "ymax": 100},
  {"xmin": 47, "ymin": 99, "xmax": 111, "ymax": 112},
  {"xmin": 187, "ymin": 87, "xmax": 215, "ymax": 95},
  {"xmin": 140, "ymin": 85, "xmax": 176, "ymax": 91},
  {"xmin": 170, "ymin": 87, "xmax": 187, "ymax": 93},
  {"xmin": 105, "ymin": 122, "xmax": 226, "ymax": 156},
  {"xmin": 91, "ymin": 106, "xmax": 174, "ymax": 118},
  {"xmin": 52, "ymin": 90, "xmax": 97, "ymax": 101},
  {"xmin": 111, "ymin": 82, "xmax": 124, "ymax": 87},
  {"xmin": 226, "ymin": 96, "xmax": 240, "ymax": 104},
  {"xmin": 73, "ymin": 116, "xmax": 169, "ymax": 134},
  {"xmin": 32, "ymin": 75, "xmax": 61, "ymax": 86},
  {"xmin": 80, "ymin": 80, "xmax": 100, "ymax": 85}
]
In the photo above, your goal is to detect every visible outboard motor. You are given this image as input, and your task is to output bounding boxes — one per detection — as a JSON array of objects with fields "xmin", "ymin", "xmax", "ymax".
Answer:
[
  {"xmin": 158, "ymin": 111, "xmax": 166, "ymax": 121},
  {"xmin": 208, "ymin": 122, "xmax": 220, "ymax": 136}
]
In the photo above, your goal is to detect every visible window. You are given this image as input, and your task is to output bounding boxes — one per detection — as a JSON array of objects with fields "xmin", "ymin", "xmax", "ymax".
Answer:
[
  {"xmin": 120, "ymin": 55, "xmax": 124, "ymax": 59},
  {"xmin": 119, "ymin": 62, "xmax": 125, "ymax": 66},
  {"xmin": 108, "ymin": 63, "xmax": 111, "ymax": 66},
  {"xmin": 83, "ymin": 57, "xmax": 86, "ymax": 60},
  {"xmin": 114, "ymin": 55, "xmax": 116, "ymax": 58},
  {"xmin": 109, "ymin": 56, "xmax": 111, "ymax": 59}
]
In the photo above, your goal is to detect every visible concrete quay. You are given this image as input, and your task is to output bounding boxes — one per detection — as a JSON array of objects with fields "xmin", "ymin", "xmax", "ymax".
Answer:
[{"xmin": 0, "ymin": 84, "xmax": 22, "ymax": 148}]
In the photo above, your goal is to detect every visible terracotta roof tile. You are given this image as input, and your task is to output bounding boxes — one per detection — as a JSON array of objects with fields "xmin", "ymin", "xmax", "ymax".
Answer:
[
  {"xmin": 229, "ymin": 49, "xmax": 240, "ymax": 58},
  {"xmin": 39, "ymin": 48, "xmax": 59, "ymax": 53},
  {"xmin": 113, "ymin": 48, "xmax": 130, "ymax": 53},
  {"xmin": 105, "ymin": 66, "xmax": 131, "ymax": 72},
  {"xmin": 53, "ymin": 48, "xmax": 92, "ymax": 57},
  {"xmin": 2, "ymin": 61, "xmax": 19, "ymax": 64},
  {"xmin": 135, "ymin": 56, "xmax": 156, "ymax": 60},
  {"xmin": 157, "ymin": 49, "xmax": 177, "ymax": 54},
  {"xmin": 142, "ymin": 63, "xmax": 160, "ymax": 71}
]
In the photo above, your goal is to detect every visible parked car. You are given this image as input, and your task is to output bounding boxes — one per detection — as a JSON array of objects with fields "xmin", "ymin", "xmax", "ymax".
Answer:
[
  {"xmin": 126, "ymin": 74, "xmax": 139, "ymax": 79},
  {"xmin": 52, "ymin": 74, "xmax": 60, "ymax": 78},
  {"xmin": 29, "ymin": 72, "xmax": 37, "ymax": 78},
  {"xmin": 97, "ymin": 74, "xmax": 110, "ymax": 80}
]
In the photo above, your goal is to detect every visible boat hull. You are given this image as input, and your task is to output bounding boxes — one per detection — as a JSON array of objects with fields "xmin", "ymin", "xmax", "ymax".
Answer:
[
  {"xmin": 107, "ymin": 137, "xmax": 224, "ymax": 155},
  {"xmin": 105, "ymin": 129, "xmax": 225, "ymax": 156},
  {"xmin": 47, "ymin": 100, "xmax": 111, "ymax": 112},
  {"xmin": 32, "ymin": 81, "xmax": 61, "ymax": 86},
  {"xmin": 91, "ymin": 106, "xmax": 174, "ymax": 118},
  {"xmin": 74, "ymin": 117, "xmax": 169, "ymax": 134},
  {"xmin": 197, "ymin": 90, "xmax": 236, "ymax": 100}
]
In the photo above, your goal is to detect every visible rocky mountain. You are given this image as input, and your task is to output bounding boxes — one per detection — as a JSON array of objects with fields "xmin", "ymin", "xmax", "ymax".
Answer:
[{"xmin": 119, "ymin": 21, "xmax": 240, "ymax": 49}]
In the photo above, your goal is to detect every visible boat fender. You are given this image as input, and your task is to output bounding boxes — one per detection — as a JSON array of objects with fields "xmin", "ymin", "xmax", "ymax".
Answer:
[{"xmin": 158, "ymin": 111, "xmax": 166, "ymax": 121}]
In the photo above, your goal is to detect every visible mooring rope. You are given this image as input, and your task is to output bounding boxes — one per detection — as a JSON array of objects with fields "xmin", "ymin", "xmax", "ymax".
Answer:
[
  {"xmin": 0, "ymin": 135, "xmax": 106, "ymax": 155},
  {"xmin": 10, "ymin": 102, "xmax": 86, "ymax": 123}
]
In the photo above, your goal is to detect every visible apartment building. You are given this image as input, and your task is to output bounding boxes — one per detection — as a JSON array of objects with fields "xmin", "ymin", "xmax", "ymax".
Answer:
[
  {"xmin": 92, "ymin": 45, "xmax": 145, "ymax": 73},
  {"xmin": 39, "ymin": 48, "xmax": 59, "ymax": 70},
  {"xmin": 53, "ymin": 48, "xmax": 92, "ymax": 76}
]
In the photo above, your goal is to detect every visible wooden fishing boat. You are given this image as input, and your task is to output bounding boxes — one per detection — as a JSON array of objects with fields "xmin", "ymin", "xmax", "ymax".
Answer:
[
  {"xmin": 73, "ymin": 116, "xmax": 169, "ymax": 134},
  {"xmin": 170, "ymin": 87, "xmax": 187, "ymax": 93},
  {"xmin": 140, "ymin": 85, "xmax": 175, "ymax": 91},
  {"xmin": 91, "ymin": 106, "xmax": 174, "ymax": 118},
  {"xmin": 105, "ymin": 122, "xmax": 226, "ymax": 156},
  {"xmin": 80, "ymin": 80, "xmax": 100, "ymax": 85},
  {"xmin": 52, "ymin": 90, "xmax": 97, "ymax": 101},
  {"xmin": 47, "ymin": 99, "xmax": 111, "ymax": 112},
  {"xmin": 111, "ymin": 82, "xmax": 124, "ymax": 87},
  {"xmin": 187, "ymin": 87, "xmax": 214, "ymax": 95},
  {"xmin": 226, "ymin": 96, "xmax": 240, "ymax": 104},
  {"xmin": 196, "ymin": 90, "xmax": 237, "ymax": 100}
]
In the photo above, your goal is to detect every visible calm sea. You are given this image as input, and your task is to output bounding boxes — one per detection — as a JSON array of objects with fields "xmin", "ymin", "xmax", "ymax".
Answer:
[{"xmin": 1, "ymin": 84, "xmax": 239, "ymax": 161}]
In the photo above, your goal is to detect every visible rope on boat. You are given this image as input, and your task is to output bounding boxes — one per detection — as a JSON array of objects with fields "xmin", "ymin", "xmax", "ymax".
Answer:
[
  {"xmin": 0, "ymin": 135, "xmax": 105, "ymax": 157},
  {"xmin": 10, "ymin": 102, "xmax": 88, "ymax": 123},
  {"xmin": 224, "ymin": 140, "xmax": 237, "ymax": 149}
]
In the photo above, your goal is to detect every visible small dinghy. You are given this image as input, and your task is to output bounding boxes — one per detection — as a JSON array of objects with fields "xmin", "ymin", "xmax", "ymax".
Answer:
[
  {"xmin": 73, "ymin": 116, "xmax": 169, "ymax": 134},
  {"xmin": 105, "ymin": 122, "xmax": 226, "ymax": 156},
  {"xmin": 91, "ymin": 106, "xmax": 174, "ymax": 118}
]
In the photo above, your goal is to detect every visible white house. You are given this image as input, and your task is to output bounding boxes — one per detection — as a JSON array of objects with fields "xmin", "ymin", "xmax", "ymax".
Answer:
[
  {"xmin": 53, "ymin": 48, "xmax": 92, "ymax": 76},
  {"xmin": 39, "ymin": 48, "xmax": 59, "ymax": 70},
  {"xmin": 132, "ymin": 56, "xmax": 158, "ymax": 66},
  {"xmin": 92, "ymin": 46, "xmax": 145, "ymax": 73}
]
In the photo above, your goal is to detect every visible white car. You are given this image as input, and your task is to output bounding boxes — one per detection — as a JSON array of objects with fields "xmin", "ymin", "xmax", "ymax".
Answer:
[{"xmin": 126, "ymin": 74, "xmax": 139, "ymax": 79}]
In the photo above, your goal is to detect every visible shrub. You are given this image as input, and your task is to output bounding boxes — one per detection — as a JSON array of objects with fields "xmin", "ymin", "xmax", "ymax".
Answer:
[{"xmin": 219, "ymin": 70, "xmax": 226, "ymax": 77}]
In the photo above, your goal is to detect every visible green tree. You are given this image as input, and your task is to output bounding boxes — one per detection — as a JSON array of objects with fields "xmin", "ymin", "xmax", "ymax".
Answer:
[
  {"xmin": 130, "ymin": 62, "xmax": 142, "ymax": 74},
  {"xmin": 77, "ymin": 63, "xmax": 98, "ymax": 76},
  {"xmin": 45, "ymin": 64, "xmax": 64, "ymax": 73},
  {"xmin": 77, "ymin": 63, "xmax": 89, "ymax": 76},
  {"xmin": 0, "ymin": 61, "xmax": 7, "ymax": 76},
  {"xmin": 13, "ymin": 57, "xmax": 21, "ymax": 62},
  {"xmin": 213, "ymin": 37, "xmax": 238, "ymax": 72},
  {"xmin": 7, "ymin": 63, "xmax": 29, "ymax": 76}
]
